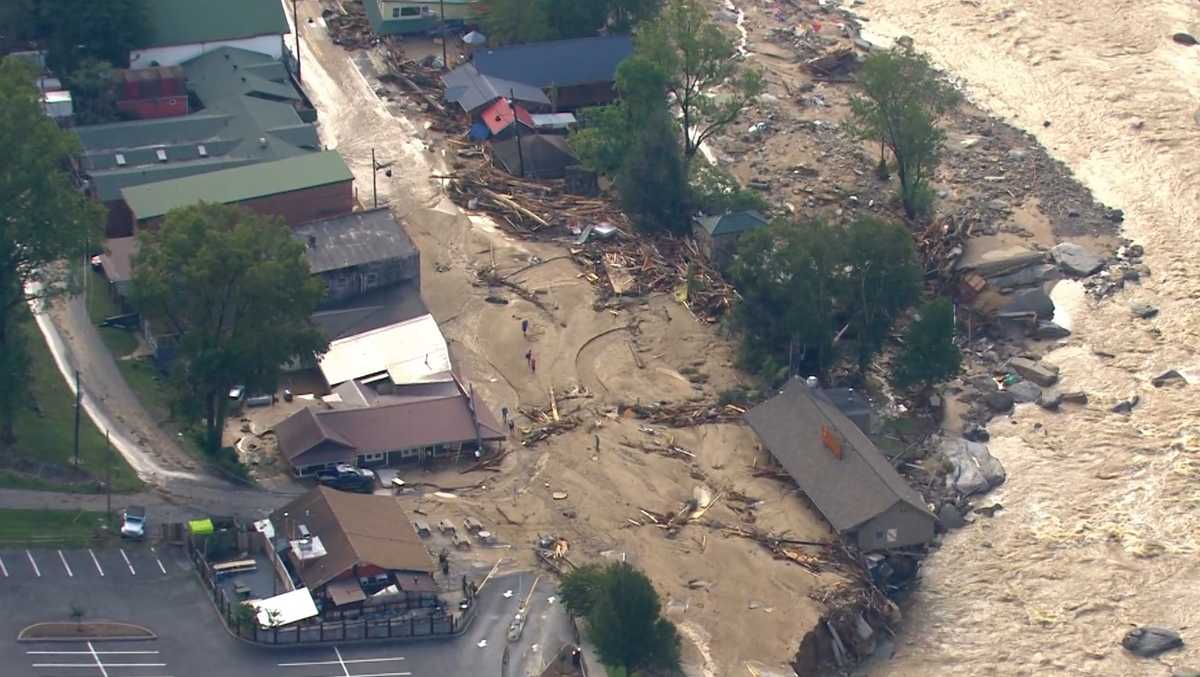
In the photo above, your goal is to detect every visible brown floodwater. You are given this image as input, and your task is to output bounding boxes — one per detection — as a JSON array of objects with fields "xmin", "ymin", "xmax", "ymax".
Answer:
[{"xmin": 851, "ymin": 1, "xmax": 1200, "ymax": 675}]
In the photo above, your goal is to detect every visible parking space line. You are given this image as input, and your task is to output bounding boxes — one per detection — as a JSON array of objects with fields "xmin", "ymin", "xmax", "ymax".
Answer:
[
  {"xmin": 28, "ymin": 650, "xmax": 161, "ymax": 655},
  {"xmin": 89, "ymin": 549, "xmax": 104, "ymax": 576},
  {"xmin": 344, "ymin": 672, "xmax": 411, "ymax": 677},
  {"xmin": 155, "ymin": 556, "xmax": 166, "ymax": 574},
  {"xmin": 335, "ymin": 647, "xmax": 350, "ymax": 676},
  {"xmin": 0, "ymin": 554, "xmax": 7, "ymax": 577},
  {"xmin": 88, "ymin": 641, "xmax": 109, "ymax": 677},
  {"xmin": 26, "ymin": 550, "xmax": 40, "ymax": 577},
  {"xmin": 279, "ymin": 657, "xmax": 407, "ymax": 666},
  {"xmin": 58, "ymin": 550, "xmax": 74, "ymax": 577},
  {"xmin": 120, "ymin": 548, "xmax": 136, "ymax": 575}
]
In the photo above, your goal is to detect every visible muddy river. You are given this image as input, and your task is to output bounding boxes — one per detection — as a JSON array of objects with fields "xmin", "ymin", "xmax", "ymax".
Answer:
[{"xmin": 848, "ymin": 1, "xmax": 1200, "ymax": 675}]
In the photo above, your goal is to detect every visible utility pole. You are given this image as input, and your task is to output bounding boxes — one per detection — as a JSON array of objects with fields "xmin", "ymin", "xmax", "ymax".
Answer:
[
  {"xmin": 292, "ymin": 0, "xmax": 302, "ymax": 82},
  {"xmin": 371, "ymin": 147, "xmax": 377, "ymax": 208},
  {"xmin": 439, "ymin": 0, "xmax": 448, "ymax": 69},
  {"xmin": 511, "ymin": 90, "xmax": 525, "ymax": 178},
  {"xmin": 73, "ymin": 370, "xmax": 81, "ymax": 467}
]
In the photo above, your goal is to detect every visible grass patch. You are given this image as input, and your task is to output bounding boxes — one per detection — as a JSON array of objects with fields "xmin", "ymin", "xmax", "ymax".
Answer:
[
  {"xmin": 84, "ymin": 270, "xmax": 138, "ymax": 358},
  {"xmin": 1, "ymin": 313, "xmax": 142, "ymax": 494},
  {"xmin": 0, "ymin": 508, "xmax": 114, "ymax": 547},
  {"xmin": 604, "ymin": 667, "xmax": 628, "ymax": 677}
]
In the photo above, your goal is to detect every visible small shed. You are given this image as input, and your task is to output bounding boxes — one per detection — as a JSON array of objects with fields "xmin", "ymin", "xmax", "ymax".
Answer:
[
  {"xmin": 692, "ymin": 210, "xmax": 769, "ymax": 265},
  {"xmin": 492, "ymin": 134, "xmax": 577, "ymax": 180},
  {"xmin": 745, "ymin": 377, "xmax": 935, "ymax": 550},
  {"xmin": 478, "ymin": 98, "xmax": 535, "ymax": 141}
]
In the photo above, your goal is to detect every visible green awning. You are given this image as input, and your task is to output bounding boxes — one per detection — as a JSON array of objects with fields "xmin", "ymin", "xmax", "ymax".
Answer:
[{"xmin": 188, "ymin": 518, "xmax": 214, "ymax": 535}]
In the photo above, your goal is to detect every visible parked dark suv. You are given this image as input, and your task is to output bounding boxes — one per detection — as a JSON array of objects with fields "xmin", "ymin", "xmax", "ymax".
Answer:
[{"xmin": 315, "ymin": 464, "xmax": 377, "ymax": 493}]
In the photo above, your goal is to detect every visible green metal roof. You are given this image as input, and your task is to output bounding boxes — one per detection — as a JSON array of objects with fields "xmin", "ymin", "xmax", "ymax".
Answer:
[
  {"xmin": 121, "ymin": 151, "xmax": 353, "ymax": 220},
  {"xmin": 695, "ymin": 210, "xmax": 769, "ymax": 237},
  {"xmin": 76, "ymin": 48, "xmax": 319, "ymax": 202},
  {"xmin": 144, "ymin": 0, "xmax": 288, "ymax": 48}
]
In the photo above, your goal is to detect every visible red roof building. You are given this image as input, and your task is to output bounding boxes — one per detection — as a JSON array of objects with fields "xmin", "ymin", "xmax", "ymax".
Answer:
[{"xmin": 479, "ymin": 98, "xmax": 535, "ymax": 140}]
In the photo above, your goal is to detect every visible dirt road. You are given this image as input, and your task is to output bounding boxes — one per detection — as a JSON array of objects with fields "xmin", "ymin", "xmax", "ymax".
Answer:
[{"xmin": 290, "ymin": 3, "xmax": 850, "ymax": 672}]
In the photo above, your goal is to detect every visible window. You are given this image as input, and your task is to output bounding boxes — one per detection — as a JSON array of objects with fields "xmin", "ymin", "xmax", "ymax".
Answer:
[
  {"xmin": 392, "ymin": 7, "xmax": 399, "ymax": 17},
  {"xmin": 400, "ymin": 447, "xmax": 419, "ymax": 458},
  {"xmin": 365, "ymin": 272, "xmax": 379, "ymax": 287},
  {"xmin": 360, "ymin": 452, "xmax": 385, "ymax": 463},
  {"xmin": 400, "ymin": 6, "xmax": 421, "ymax": 16}
]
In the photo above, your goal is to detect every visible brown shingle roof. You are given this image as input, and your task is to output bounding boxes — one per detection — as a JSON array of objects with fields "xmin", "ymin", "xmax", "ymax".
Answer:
[
  {"xmin": 274, "ymin": 384, "xmax": 506, "ymax": 468},
  {"xmin": 271, "ymin": 486, "xmax": 434, "ymax": 590},
  {"xmin": 745, "ymin": 378, "xmax": 932, "ymax": 533}
]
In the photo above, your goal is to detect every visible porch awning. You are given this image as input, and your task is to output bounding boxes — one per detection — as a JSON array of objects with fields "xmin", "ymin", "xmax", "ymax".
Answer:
[
  {"xmin": 326, "ymin": 577, "xmax": 366, "ymax": 606},
  {"xmin": 248, "ymin": 587, "xmax": 319, "ymax": 628}
]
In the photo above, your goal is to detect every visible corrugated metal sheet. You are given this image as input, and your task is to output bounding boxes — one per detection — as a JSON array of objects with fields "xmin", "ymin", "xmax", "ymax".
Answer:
[{"xmin": 317, "ymin": 314, "xmax": 451, "ymax": 386}]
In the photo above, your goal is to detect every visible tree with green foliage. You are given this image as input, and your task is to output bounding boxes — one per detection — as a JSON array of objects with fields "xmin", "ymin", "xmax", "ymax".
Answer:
[
  {"xmin": 894, "ymin": 298, "xmax": 961, "ymax": 389},
  {"xmin": 560, "ymin": 562, "xmax": 681, "ymax": 675},
  {"xmin": 728, "ymin": 217, "xmax": 921, "ymax": 381},
  {"xmin": 688, "ymin": 160, "xmax": 767, "ymax": 215},
  {"xmin": 617, "ymin": 109, "xmax": 689, "ymax": 234},
  {"xmin": 846, "ymin": 47, "xmax": 960, "ymax": 219},
  {"xmin": 728, "ymin": 219, "xmax": 844, "ymax": 381},
  {"xmin": 131, "ymin": 203, "xmax": 327, "ymax": 453},
  {"xmin": 841, "ymin": 217, "xmax": 922, "ymax": 367},
  {"xmin": 63, "ymin": 58, "xmax": 121, "ymax": 125},
  {"xmin": 483, "ymin": 0, "xmax": 661, "ymax": 45},
  {"xmin": 41, "ymin": 0, "xmax": 150, "ymax": 74},
  {"xmin": 0, "ymin": 58, "xmax": 104, "ymax": 444},
  {"xmin": 632, "ymin": 0, "xmax": 763, "ymax": 159},
  {"xmin": 569, "ymin": 53, "xmax": 670, "ymax": 177}
]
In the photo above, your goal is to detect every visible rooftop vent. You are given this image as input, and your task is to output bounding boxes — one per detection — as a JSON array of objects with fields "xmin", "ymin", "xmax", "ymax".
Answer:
[
  {"xmin": 297, "ymin": 524, "xmax": 310, "ymax": 539},
  {"xmin": 114, "ymin": 153, "xmax": 126, "ymax": 166},
  {"xmin": 805, "ymin": 376, "xmax": 819, "ymax": 389},
  {"xmin": 258, "ymin": 137, "xmax": 268, "ymax": 148},
  {"xmin": 155, "ymin": 148, "xmax": 167, "ymax": 162},
  {"xmin": 290, "ymin": 534, "xmax": 326, "ymax": 561},
  {"xmin": 197, "ymin": 144, "xmax": 208, "ymax": 157}
]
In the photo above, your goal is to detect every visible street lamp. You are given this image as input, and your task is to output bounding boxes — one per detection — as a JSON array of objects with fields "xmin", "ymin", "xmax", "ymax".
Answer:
[{"xmin": 370, "ymin": 147, "xmax": 393, "ymax": 208}]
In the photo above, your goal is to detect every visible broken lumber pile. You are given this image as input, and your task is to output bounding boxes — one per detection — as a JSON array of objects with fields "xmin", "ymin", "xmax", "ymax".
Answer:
[
  {"xmin": 618, "ymin": 400, "xmax": 747, "ymax": 427},
  {"xmin": 705, "ymin": 522, "xmax": 832, "ymax": 573},
  {"xmin": 325, "ymin": 2, "xmax": 380, "ymax": 49},
  {"xmin": 519, "ymin": 403, "xmax": 579, "ymax": 447},
  {"xmin": 442, "ymin": 157, "xmax": 628, "ymax": 234}
]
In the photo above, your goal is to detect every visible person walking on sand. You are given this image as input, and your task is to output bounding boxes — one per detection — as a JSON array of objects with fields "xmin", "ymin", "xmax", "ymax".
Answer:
[
  {"xmin": 524, "ymin": 349, "xmax": 532, "ymax": 365},
  {"xmin": 521, "ymin": 319, "xmax": 529, "ymax": 336},
  {"xmin": 530, "ymin": 356, "xmax": 536, "ymax": 373}
]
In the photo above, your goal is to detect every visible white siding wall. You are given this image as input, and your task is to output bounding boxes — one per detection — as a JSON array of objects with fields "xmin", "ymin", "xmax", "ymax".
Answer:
[{"xmin": 129, "ymin": 34, "xmax": 283, "ymax": 69}]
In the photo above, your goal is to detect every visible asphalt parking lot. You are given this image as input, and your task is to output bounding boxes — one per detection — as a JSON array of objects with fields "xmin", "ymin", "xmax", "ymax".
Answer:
[{"xmin": 1, "ymin": 547, "xmax": 571, "ymax": 677}]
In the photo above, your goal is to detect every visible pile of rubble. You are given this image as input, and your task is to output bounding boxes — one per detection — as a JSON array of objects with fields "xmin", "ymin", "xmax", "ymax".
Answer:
[
  {"xmin": 617, "ymin": 399, "xmax": 747, "ymax": 427},
  {"xmin": 324, "ymin": 2, "xmax": 381, "ymax": 50},
  {"xmin": 443, "ymin": 159, "xmax": 624, "ymax": 234}
]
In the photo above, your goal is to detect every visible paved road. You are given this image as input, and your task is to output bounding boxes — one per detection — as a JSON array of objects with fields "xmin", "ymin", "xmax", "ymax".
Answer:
[{"xmin": 0, "ymin": 545, "xmax": 571, "ymax": 677}]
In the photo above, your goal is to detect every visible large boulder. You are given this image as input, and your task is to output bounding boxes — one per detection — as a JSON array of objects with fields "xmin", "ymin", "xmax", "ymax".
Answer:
[
  {"xmin": 990, "ymin": 264, "xmax": 1056, "ymax": 290},
  {"xmin": 1008, "ymin": 357, "xmax": 1060, "ymax": 386},
  {"xmin": 1002, "ymin": 288, "xmax": 1055, "ymax": 319},
  {"xmin": 942, "ymin": 438, "xmax": 1007, "ymax": 496},
  {"xmin": 1122, "ymin": 626, "xmax": 1183, "ymax": 658},
  {"xmin": 985, "ymin": 390, "xmax": 1015, "ymax": 413},
  {"xmin": 965, "ymin": 247, "xmax": 1047, "ymax": 277},
  {"xmin": 1052, "ymin": 243, "xmax": 1104, "ymax": 276},
  {"xmin": 1007, "ymin": 380, "xmax": 1043, "ymax": 404},
  {"xmin": 1034, "ymin": 321, "xmax": 1071, "ymax": 340}
]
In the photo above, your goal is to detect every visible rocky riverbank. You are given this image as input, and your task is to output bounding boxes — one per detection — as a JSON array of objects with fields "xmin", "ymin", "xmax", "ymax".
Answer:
[{"xmin": 698, "ymin": 0, "xmax": 1193, "ymax": 672}]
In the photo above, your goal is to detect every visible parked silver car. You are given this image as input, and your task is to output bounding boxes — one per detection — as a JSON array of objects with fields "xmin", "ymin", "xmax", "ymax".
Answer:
[{"xmin": 121, "ymin": 505, "xmax": 146, "ymax": 539}]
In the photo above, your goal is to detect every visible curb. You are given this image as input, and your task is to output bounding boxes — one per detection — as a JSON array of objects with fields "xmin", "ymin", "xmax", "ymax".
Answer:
[{"xmin": 18, "ymin": 621, "xmax": 157, "ymax": 643}]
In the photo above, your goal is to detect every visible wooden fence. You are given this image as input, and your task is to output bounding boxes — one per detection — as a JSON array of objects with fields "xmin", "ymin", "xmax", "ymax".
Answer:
[{"xmin": 190, "ymin": 537, "xmax": 473, "ymax": 645}]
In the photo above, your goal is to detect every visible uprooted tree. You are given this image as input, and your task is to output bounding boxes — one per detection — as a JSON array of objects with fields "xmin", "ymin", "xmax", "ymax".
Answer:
[
  {"xmin": 728, "ymin": 217, "xmax": 921, "ymax": 382},
  {"xmin": 0, "ymin": 57, "xmax": 104, "ymax": 444},
  {"xmin": 131, "ymin": 203, "xmax": 327, "ymax": 453},
  {"xmin": 846, "ymin": 46, "xmax": 960, "ymax": 219},
  {"xmin": 560, "ymin": 562, "xmax": 681, "ymax": 675}
]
